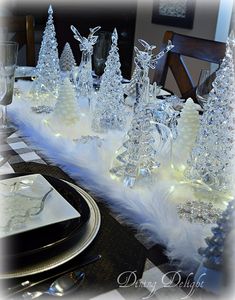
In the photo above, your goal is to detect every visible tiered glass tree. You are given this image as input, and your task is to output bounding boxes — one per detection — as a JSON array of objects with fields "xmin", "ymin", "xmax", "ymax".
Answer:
[
  {"xmin": 110, "ymin": 39, "xmax": 174, "ymax": 187},
  {"xmin": 91, "ymin": 28, "xmax": 127, "ymax": 132},
  {"xmin": 186, "ymin": 33, "xmax": 235, "ymax": 195},
  {"xmin": 31, "ymin": 5, "xmax": 60, "ymax": 101}
]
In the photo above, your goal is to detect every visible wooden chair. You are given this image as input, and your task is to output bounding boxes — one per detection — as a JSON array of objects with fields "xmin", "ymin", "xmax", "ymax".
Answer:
[
  {"xmin": 0, "ymin": 16, "xmax": 36, "ymax": 66},
  {"xmin": 153, "ymin": 31, "xmax": 226, "ymax": 101}
]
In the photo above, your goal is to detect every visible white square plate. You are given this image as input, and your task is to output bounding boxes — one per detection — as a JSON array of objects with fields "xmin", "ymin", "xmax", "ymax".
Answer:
[{"xmin": 0, "ymin": 174, "xmax": 80, "ymax": 238}]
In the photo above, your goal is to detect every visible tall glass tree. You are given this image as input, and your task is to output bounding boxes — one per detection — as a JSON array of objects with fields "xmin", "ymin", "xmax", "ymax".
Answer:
[
  {"xmin": 92, "ymin": 28, "xmax": 127, "ymax": 132},
  {"xmin": 31, "ymin": 5, "xmax": 60, "ymax": 100},
  {"xmin": 186, "ymin": 33, "xmax": 235, "ymax": 195}
]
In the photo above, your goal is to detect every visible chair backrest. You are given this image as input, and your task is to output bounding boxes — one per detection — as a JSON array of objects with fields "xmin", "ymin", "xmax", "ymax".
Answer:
[
  {"xmin": 153, "ymin": 31, "xmax": 226, "ymax": 100},
  {"xmin": 0, "ymin": 16, "xmax": 35, "ymax": 66}
]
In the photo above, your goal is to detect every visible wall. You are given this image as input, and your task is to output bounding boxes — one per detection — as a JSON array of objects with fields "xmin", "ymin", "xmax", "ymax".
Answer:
[{"xmin": 133, "ymin": 0, "xmax": 222, "ymax": 96}]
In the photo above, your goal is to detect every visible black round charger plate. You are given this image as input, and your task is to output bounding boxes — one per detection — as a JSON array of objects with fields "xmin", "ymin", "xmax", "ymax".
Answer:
[{"xmin": 0, "ymin": 173, "xmax": 90, "ymax": 268}]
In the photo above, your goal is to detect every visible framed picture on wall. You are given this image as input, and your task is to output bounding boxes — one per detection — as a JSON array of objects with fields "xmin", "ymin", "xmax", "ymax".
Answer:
[{"xmin": 152, "ymin": 0, "xmax": 195, "ymax": 29}]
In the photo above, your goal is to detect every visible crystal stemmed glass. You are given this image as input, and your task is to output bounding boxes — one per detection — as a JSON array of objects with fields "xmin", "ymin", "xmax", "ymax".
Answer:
[
  {"xmin": 0, "ymin": 41, "xmax": 18, "ymax": 129},
  {"xmin": 196, "ymin": 69, "xmax": 215, "ymax": 108},
  {"xmin": 93, "ymin": 31, "xmax": 112, "ymax": 88}
]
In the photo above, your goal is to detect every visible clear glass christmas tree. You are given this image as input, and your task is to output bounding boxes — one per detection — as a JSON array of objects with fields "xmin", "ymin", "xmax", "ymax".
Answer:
[
  {"xmin": 110, "ymin": 96, "xmax": 161, "ymax": 187},
  {"xmin": 185, "ymin": 33, "xmax": 235, "ymax": 195},
  {"xmin": 91, "ymin": 28, "xmax": 127, "ymax": 133},
  {"xmin": 109, "ymin": 39, "xmax": 174, "ymax": 187},
  {"xmin": 31, "ymin": 5, "xmax": 60, "ymax": 101},
  {"xmin": 59, "ymin": 42, "xmax": 76, "ymax": 72},
  {"xmin": 49, "ymin": 77, "xmax": 79, "ymax": 126},
  {"xmin": 71, "ymin": 25, "xmax": 100, "ymax": 102}
]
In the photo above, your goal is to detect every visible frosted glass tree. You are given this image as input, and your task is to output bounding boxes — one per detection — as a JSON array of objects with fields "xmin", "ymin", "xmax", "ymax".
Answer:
[
  {"xmin": 186, "ymin": 33, "xmax": 235, "ymax": 194},
  {"xmin": 172, "ymin": 98, "xmax": 200, "ymax": 170},
  {"xmin": 71, "ymin": 25, "xmax": 100, "ymax": 102},
  {"xmin": 49, "ymin": 78, "xmax": 79, "ymax": 126},
  {"xmin": 59, "ymin": 42, "xmax": 76, "ymax": 72},
  {"xmin": 31, "ymin": 5, "xmax": 60, "ymax": 100},
  {"xmin": 92, "ymin": 28, "xmax": 127, "ymax": 132}
]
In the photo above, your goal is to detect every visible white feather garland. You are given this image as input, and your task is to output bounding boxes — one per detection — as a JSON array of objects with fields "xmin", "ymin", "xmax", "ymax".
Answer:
[{"xmin": 9, "ymin": 90, "xmax": 213, "ymax": 274}]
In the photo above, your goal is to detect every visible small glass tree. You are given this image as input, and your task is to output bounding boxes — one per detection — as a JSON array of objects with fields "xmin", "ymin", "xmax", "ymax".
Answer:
[{"xmin": 59, "ymin": 42, "xmax": 76, "ymax": 72}]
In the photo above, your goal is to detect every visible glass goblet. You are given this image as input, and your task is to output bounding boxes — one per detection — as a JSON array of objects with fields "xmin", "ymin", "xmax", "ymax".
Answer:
[
  {"xmin": 0, "ymin": 41, "xmax": 18, "ymax": 129},
  {"xmin": 196, "ymin": 69, "xmax": 215, "ymax": 108},
  {"xmin": 93, "ymin": 31, "xmax": 112, "ymax": 88}
]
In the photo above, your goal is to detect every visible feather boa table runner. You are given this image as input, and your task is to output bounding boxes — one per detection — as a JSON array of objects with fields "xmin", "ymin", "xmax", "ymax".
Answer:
[{"xmin": 9, "ymin": 81, "xmax": 215, "ymax": 274}]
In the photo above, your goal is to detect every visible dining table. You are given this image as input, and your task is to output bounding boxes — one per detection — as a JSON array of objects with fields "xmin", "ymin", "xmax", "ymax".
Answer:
[
  {"xmin": 0, "ymin": 126, "xmax": 182, "ymax": 300},
  {"xmin": 0, "ymin": 77, "xmax": 214, "ymax": 299}
]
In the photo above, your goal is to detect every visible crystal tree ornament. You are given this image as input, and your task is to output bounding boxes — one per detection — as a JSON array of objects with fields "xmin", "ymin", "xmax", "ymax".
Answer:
[
  {"xmin": 59, "ymin": 42, "xmax": 76, "ymax": 72},
  {"xmin": 49, "ymin": 77, "xmax": 79, "ymax": 126},
  {"xmin": 110, "ymin": 105, "xmax": 161, "ymax": 187},
  {"xmin": 31, "ymin": 5, "xmax": 60, "ymax": 100},
  {"xmin": 172, "ymin": 98, "xmax": 200, "ymax": 170},
  {"xmin": 194, "ymin": 200, "xmax": 235, "ymax": 294},
  {"xmin": 186, "ymin": 33, "xmax": 235, "ymax": 195},
  {"xmin": 71, "ymin": 25, "xmax": 100, "ymax": 101},
  {"xmin": 92, "ymin": 28, "xmax": 127, "ymax": 133},
  {"xmin": 109, "ymin": 79, "xmax": 173, "ymax": 188}
]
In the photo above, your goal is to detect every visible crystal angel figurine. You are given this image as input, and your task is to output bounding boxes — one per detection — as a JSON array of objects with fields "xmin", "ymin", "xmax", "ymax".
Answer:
[
  {"xmin": 125, "ymin": 39, "xmax": 174, "ymax": 102},
  {"xmin": 71, "ymin": 25, "xmax": 101, "ymax": 103}
]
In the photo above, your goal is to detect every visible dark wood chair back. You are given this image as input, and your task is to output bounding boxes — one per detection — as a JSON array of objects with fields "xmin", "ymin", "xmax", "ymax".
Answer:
[
  {"xmin": 0, "ymin": 16, "xmax": 36, "ymax": 66},
  {"xmin": 153, "ymin": 31, "xmax": 226, "ymax": 101}
]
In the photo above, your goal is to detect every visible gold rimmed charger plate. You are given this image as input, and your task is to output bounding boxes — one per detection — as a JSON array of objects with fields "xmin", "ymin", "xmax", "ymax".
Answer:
[{"xmin": 0, "ymin": 181, "xmax": 101, "ymax": 279}]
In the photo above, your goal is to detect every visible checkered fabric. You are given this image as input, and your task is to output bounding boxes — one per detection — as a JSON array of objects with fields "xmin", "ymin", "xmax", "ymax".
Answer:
[{"xmin": 0, "ymin": 130, "xmax": 46, "ymax": 166}]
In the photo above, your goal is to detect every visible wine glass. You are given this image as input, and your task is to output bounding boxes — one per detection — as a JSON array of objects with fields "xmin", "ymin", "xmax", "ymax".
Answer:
[
  {"xmin": 0, "ymin": 41, "xmax": 18, "ymax": 129},
  {"xmin": 196, "ymin": 69, "xmax": 215, "ymax": 108},
  {"xmin": 93, "ymin": 31, "xmax": 112, "ymax": 88}
]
